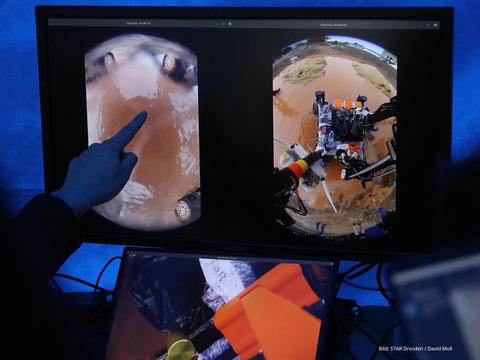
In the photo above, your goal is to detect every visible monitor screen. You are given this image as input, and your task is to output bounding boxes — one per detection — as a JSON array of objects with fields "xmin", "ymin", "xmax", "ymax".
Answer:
[
  {"xmin": 102, "ymin": 247, "xmax": 338, "ymax": 360},
  {"xmin": 389, "ymin": 243, "xmax": 480, "ymax": 359},
  {"xmin": 36, "ymin": 6, "xmax": 453, "ymax": 260}
]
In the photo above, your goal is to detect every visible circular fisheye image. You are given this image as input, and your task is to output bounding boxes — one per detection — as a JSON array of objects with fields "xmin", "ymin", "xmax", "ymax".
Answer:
[
  {"xmin": 273, "ymin": 35, "xmax": 397, "ymax": 241},
  {"xmin": 85, "ymin": 34, "xmax": 200, "ymax": 232}
]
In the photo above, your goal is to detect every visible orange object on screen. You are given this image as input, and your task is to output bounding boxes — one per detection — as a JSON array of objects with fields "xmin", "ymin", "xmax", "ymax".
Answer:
[
  {"xmin": 287, "ymin": 160, "xmax": 308, "ymax": 179},
  {"xmin": 333, "ymin": 98, "xmax": 362, "ymax": 110},
  {"xmin": 348, "ymin": 143, "xmax": 361, "ymax": 159},
  {"xmin": 213, "ymin": 263, "xmax": 321, "ymax": 360}
]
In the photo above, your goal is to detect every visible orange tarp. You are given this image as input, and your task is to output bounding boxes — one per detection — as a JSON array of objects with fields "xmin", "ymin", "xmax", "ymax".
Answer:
[{"xmin": 213, "ymin": 264, "xmax": 321, "ymax": 360}]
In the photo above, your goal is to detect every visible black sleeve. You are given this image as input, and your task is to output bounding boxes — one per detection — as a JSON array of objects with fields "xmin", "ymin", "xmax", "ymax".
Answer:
[
  {"xmin": 0, "ymin": 194, "xmax": 86, "ymax": 360},
  {"xmin": 7, "ymin": 193, "xmax": 83, "ymax": 287}
]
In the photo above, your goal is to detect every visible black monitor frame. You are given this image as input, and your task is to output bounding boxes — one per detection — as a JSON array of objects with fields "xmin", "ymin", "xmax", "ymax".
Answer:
[
  {"xmin": 36, "ymin": 6, "xmax": 453, "ymax": 261},
  {"xmin": 103, "ymin": 245, "xmax": 339, "ymax": 360}
]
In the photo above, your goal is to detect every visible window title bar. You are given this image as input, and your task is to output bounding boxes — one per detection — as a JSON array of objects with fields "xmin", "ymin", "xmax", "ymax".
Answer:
[{"xmin": 49, "ymin": 18, "xmax": 441, "ymax": 30}]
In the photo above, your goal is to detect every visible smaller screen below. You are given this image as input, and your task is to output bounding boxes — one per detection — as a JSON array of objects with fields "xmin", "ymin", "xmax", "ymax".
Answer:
[{"xmin": 104, "ymin": 249, "xmax": 337, "ymax": 360}]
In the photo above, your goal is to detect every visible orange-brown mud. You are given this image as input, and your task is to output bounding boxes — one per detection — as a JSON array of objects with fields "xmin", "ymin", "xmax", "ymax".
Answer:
[
  {"xmin": 86, "ymin": 36, "xmax": 199, "ymax": 231},
  {"xmin": 273, "ymin": 41, "xmax": 396, "ymax": 237}
]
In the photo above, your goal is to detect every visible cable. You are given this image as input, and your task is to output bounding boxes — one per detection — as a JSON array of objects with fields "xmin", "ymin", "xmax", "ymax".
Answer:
[
  {"xmin": 338, "ymin": 317, "xmax": 397, "ymax": 360},
  {"xmin": 368, "ymin": 322, "xmax": 401, "ymax": 360},
  {"xmin": 48, "ymin": 277, "xmax": 63, "ymax": 293},
  {"xmin": 291, "ymin": 176, "xmax": 307, "ymax": 215},
  {"xmin": 334, "ymin": 262, "xmax": 398, "ymax": 359},
  {"xmin": 343, "ymin": 278, "xmax": 392, "ymax": 292},
  {"xmin": 333, "ymin": 303, "xmax": 359, "ymax": 360},
  {"xmin": 336, "ymin": 262, "xmax": 374, "ymax": 296},
  {"xmin": 53, "ymin": 273, "xmax": 113, "ymax": 295},
  {"xmin": 338, "ymin": 262, "xmax": 371, "ymax": 280},
  {"xmin": 275, "ymin": 178, "xmax": 308, "ymax": 216},
  {"xmin": 88, "ymin": 299, "xmax": 113, "ymax": 324},
  {"xmin": 376, "ymin": 263, "xmax": 394, "ymax": 306},
  {"xmin": 350, "ymin": 303, "xmax": 362, "ymax": 315},
  {"xmin": 95, "ymin": 256, "xmax": 122, "ymax": 292},
  {"xmin": 346, "ymin": 263, "xmax": 377, "ymax": 280}
]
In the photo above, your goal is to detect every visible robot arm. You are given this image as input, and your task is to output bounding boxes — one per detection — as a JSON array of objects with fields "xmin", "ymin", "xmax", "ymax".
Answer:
[{"xmin": 363, "ymin": 96, "xmax": 397, "ymax": 126}]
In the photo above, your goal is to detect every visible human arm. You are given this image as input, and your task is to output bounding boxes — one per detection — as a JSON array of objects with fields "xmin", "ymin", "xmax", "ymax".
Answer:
[
  {"xmin": 5, "ymin": 111, "xmax": 147, "ymax": 285},
  {"xmin": 51, "ymin": 111, "xmax": 147, "ymax": 218}
]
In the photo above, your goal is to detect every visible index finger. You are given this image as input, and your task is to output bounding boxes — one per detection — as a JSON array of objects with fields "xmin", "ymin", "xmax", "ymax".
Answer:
[{"xmin": 109, "ymin": 111, "xmax": 148, "ymax": 149}]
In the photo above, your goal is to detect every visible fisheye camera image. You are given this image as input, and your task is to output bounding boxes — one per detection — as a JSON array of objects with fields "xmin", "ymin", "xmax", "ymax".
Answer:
[
  {"xmin": 85, "ymin": 34, "xmax": 200, "ymax": 232},
  {"xmin": 273, "ymin": 35, "xmax": 397, "ymax": 242}
]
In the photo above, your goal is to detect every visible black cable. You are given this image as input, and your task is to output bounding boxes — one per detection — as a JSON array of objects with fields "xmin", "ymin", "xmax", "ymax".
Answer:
[
  {"xmin": 48, "ymin": 277, "xmax": 63, "ymax": 293},
  {"xmin": 333, "ymin": 303, "xmax": 359, "ymax": 360},
  {"xmin": 343, "ymin": 278, "xmax": 391, "ymax": 292},
  {"xmin": 88, "ymin": 299, "xmax": 113, "ymax": 324},
  {"xmin": 336, "ymin": 263, "xmax": 365, "ymax": 296},
  {"xmin": 378, "ymin": 322, "xmax": 400, "ymax": 346},
  {"xmin": 341, "ymin": 263, "xmax": 393, "ymax": 293},
  {"xmin": 347, "ymin": 304, "xmax": 362, "ymax": 320},
  {"xmin": 95, "ymin": 256, "xmax": 122, "ymax": 292},
  {"xmin": 339, "ymin": 317, "xmax": 380, "ymax": 347},
  {"xmin": 338, "ymin": 262, "xmax": 371, "ymax": 280},
  {"xmin": 350, "ymin": 302, "xmax": 362, "ymax": 313},
  {"xmin": 335, "ymin": 279, "xmax": 342, "ymax": 296},
  {"xmin": 338, "ymin": 317, "xmax": 397, "ymax": 360},
  {"xmin": 368, "ymin": 322, "xmax": 401, "ymax": 360},
  {"xmin": 336, "ymin": 262, "xmax": 375, "ymax": 296},
  {"xmin": 53, "ymin": 273, "xmax": 113, "ymax": 295},
  {"xmin": 346, "ymin": 263, "xmax": 378, "ymax": 280},
  {"xmin": 333, "ymin": 262, "xmax": 399, "ymax": 360},
  {"xmin": 376, "ymin": 263, "xmax": 394, "ymax": 306}
]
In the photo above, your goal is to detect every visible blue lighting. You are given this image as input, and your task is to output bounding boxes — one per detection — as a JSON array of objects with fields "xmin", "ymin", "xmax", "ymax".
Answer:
[{"xmin": 1, "ymin": 0, "xmax": 476, "ymax": 302}]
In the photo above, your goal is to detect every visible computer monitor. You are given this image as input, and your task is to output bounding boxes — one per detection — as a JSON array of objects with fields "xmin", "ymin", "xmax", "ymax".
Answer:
[
  {"xmin": 102, "ymin": 246, "xmax": 338, "ymax": 360},
  {"xmin": 389, "ymin": 242, "xmax": 480, "ymax": 360},
  {"xmin": 36, "ymin": 6, "xmax": 453, "ymax": 261}
]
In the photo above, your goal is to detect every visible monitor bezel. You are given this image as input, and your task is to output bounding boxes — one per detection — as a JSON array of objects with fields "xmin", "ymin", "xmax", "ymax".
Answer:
[
  {"xmin": 36, "ymin": 5, "xmax": 454, "ymax": 262},
  {"xmin": 103, "ymin": 244, "xmax": 340, "ymax": 360}
]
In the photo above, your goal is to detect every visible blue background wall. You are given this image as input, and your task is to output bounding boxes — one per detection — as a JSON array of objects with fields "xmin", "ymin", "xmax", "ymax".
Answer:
[{"xmin": 1, "ymin": 0, "xmax": 478, "ymax": 304}]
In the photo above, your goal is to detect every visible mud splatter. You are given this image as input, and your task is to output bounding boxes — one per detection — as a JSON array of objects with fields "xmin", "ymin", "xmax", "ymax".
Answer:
[
  {"xmin": 352, "ymin": 62, "xmax": 397, "ymax": 98},
  {"xmin": 282, "ymin": 58, "xmax": 327, "ymax": 85}
]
